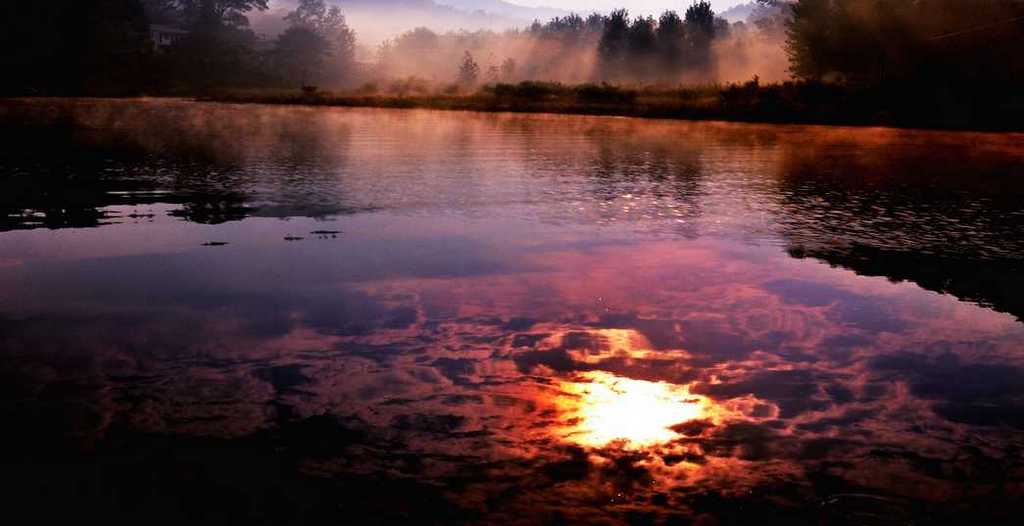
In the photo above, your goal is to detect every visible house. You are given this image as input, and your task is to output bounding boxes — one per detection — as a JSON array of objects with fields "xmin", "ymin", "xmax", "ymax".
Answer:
[{"xmin": 150, "ymin": 24, "xmax": 188, "ymax": 51}]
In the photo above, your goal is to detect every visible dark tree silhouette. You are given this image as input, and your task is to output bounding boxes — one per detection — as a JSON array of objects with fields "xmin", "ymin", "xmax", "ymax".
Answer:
[
  {"xmin": 598, "ymin": 9, "xmax": 630, "ymax": 80},
  {"xmin": 151, "ymin": 0, "xmax": 268, "ymax": 90},
  {"xmin": 159, "ymin": 0, "xmax": 268, "ymax": 28},
  {"xmin": 0, "ymin": 0, "xmax": 152, "ymax": 95},
  {"xmin": 656, "ymin": 10, "xmax": 687, "ymax": 78},
  {"xmin": 281, "ymin": 0, "xmax": 357, "ymax": 87},
  {"xmin": 685, "ymin": 1, "xmax": 717, "ymax": 72},
  {"xmin": 784, "ymin": 0, "xmax": 1024, "ymax": 87},
  {"xmin": 274, "ymin": 26, "xmax": 329, "ymax": 86},
  {"xmin": 626, "ymin": 16, "xmax": 658, "ymax": 78},
  {"xmin": 684, "ymin": 1, "xmax": 716, "ymax": 36}
]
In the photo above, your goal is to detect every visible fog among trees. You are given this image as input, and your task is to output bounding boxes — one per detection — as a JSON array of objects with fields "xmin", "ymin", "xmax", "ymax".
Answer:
[{"xmin": 0, "ymin": 0, "xmax": 1021, "ymax": 97}]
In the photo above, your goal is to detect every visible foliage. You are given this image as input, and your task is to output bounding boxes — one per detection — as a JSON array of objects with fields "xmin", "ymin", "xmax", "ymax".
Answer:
[
  {"xmin": 596, "ymin": 2, "xmax": 730, "ymax": 81},
  {"xmin": 656, "ymin": 11, "xmax": 686, "ymax": 75},
  {"xmin": 784, "ymin": 0, "xmax": 1024, "ymax": 89},
  {"xmin": 684, "ymin": 1, "xmax": 717, "ymax": 71},
  {"xmin": 155, "ymin": 0, "xmax": 268, "ymax": 29},
  {"xmin": 597, "ymin": 9, "xmax": 631, "ymax": 78},
  {"xmin": 274, "ymin": 26, "xmax": 329, "ymax": 85},
  {"xmin": 0, "ymin": 0, "xmax": 153, "ymax": 95},
  {"xmin": 684, "ymin": 1, "xmax": 716, "ymax": 37},
  {"xmin": 574, "ymin": 83, "xmax": 637, "ymax": 104},
  {"xmin": 275, "ymin": 0, "xmax": 357, "ymax": 87},
  {"xmin": 485, "ymin": 81, "xmax": 564, "ymax": 99},
  {"xmin": 284, "ymin": 0, "xmax": 345, "ymax": 36}
]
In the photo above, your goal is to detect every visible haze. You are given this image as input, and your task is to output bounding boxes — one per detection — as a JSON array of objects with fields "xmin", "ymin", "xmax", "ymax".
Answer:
[{"xmin": 510, "ymin": 0, "xmax": 746, "ymax": 15}]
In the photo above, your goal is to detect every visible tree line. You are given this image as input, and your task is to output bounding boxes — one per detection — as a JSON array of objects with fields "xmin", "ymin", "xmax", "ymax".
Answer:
[
  {"xmin": 378, "ymin": 1, "xmax": 763, "ymax": 88},
  {"xmin": 595, "ymin": 2, "xmax": 732, "ymax": 82},
  {"xmin": 776, "ymin": 0, "xmax": 1024, "ymax": 88},
  {"xmin": 1, "ymin": 0, "xmax": 1022, "ymax": 97},
  {"xmin": 0, "ymin": 0, "xmax": 355, "ymax": 95}
]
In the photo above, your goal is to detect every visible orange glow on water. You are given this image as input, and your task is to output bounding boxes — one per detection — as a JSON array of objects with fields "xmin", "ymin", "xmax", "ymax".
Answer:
[{"xmin": 559, "ymin": 371, "xmax": 709, "ymax": 449}]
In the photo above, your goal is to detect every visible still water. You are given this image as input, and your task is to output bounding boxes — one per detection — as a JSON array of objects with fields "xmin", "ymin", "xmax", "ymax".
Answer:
[{"xmin": 1, "ymin": 98, "xmax": 1023, "ymax": 525}]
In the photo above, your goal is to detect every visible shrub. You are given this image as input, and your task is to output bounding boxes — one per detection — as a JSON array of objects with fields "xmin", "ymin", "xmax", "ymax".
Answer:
[
  {"xmin": 486, "ymin": 81, "xmax": 565, "ymax": 99},
  {"xmin": 574, "ymin": 83, "xmax": 637, "ymax": 104}
]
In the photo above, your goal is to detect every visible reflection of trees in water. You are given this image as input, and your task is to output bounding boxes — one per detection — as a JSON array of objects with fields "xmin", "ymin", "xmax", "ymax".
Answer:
[
  {"xmin": 772, "ymin": 138, "xmax": 1024, "ymax": 319},
  {"xmin": 589, "ymin": 138, "xmax": 706, "ymax": 207},
  {"xmin": 589, "ymin": 143, "xmax": 707, "ymax": 237},
  {"xmin": 0, "ymin": 100, "xmax": 366, "ymax": 231},
  {"xmin": 0, "ymin": 116, "xmax": 165, "ymax": 231},
  {"xmin": 496, "ymin": 116, "xmax": 710, "ymax": 233}
]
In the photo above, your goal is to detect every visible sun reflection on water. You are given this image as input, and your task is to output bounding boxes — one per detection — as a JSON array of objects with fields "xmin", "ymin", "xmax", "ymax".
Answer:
[{"xmin": 558, "ymin": 371, "xmax": 711, "ymax": 449}]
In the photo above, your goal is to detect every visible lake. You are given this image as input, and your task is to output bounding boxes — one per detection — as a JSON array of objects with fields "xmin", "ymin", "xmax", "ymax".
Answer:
[{"xmin": 2, "ymin": 98, "xmax": 1023, "ymax": 525}]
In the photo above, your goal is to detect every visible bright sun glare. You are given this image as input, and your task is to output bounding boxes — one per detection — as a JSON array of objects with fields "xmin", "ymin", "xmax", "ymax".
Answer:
[{"xmin": 560, "ymin": 371, "xmax": 707, "ymax": 449}]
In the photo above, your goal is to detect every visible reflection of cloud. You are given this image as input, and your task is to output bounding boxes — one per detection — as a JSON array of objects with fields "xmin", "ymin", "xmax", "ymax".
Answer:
[
  {"xmin": 869, "ymin": 352, "xmax": 1024, "ymax": 429},
  {"xmin": 694, "ymin": 368, "xmax": 835, "ymax": 418},
  {"xmin": 4, "ymin": 216, "xmax": 1024, "ymax": 522}
]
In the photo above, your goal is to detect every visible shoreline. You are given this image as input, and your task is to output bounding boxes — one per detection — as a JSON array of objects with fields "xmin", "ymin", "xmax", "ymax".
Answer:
[
  {"xmin": 5, "ymin": 83, "xmax": 1022, "ymax": 133},
  {"xmin": 195, "ymin": 83, "xmax": 1024, "ymax": 133}
]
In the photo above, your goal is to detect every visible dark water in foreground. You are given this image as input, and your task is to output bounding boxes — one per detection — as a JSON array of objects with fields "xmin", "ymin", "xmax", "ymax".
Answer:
[{"xmin": 2, "ymin": 98, "xmax": 1024, "ymax": 525}]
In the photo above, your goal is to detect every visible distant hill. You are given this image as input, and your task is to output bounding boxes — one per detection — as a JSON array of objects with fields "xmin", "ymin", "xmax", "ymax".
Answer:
[
  {"xmin": 438, "ymin": 0, "xmax": 566, "ymax": 20},
  {"xmin": 719, "ymin": 2, "xmax": 758, "ymax": 23}
]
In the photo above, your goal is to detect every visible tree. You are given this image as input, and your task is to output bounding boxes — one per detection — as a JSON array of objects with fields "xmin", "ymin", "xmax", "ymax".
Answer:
[
  {"xmin": 656, "ymin": 11, "xmax": 687, "ymax": 78},
  {"xmin": 154, "ymin": 0, "xmax": 268, "ymax": 89},
  {"xmin": 684, "ymin": 1, "xmax": 716, "ymax": 36},
  {"xmin": 783, "ymin": 0, "xmax": 1024, "ymax": 87},
  {"xmin": 627, "ymin": 16, "xmax": 657, "ymax": 56},
  {"xmin": 685, "ymin": 1, "xmax": 717, "ymax": 71},
  {"xmin": 285, "ymin": 0, "xmax": 344, "ymax": 36},
  {"xmin": 584, "ymin": 13, "xmax": 606, "ymax": 36},
  {"xmin": 458, "ymin": 51, "xmax": 480, "ymax": 86},
  {"xmin": 598, "ymin": 9, "xmax": 630, "ymax": 80},
  {"xmin": 784, "ymin": 0, "xmax": 833, "ymax": 80},
  {"xmin": 79, "ymin": 0, "xmax": 153, "ymax": 94},
  {"xmin": 541, "ymin": 13, "xmax": 585, "ymax": 43},
  {"xmin": 626, "ymin": 16, "xmax": 658, "ymax": 79},
  {"xmin": 159, "ymin": 0, "xmax": 269, "ymax": 29},
  {"xmin": 283, "ymin": 0, "xmax": 356, "ymax": 86},
  {"xmin": 274, "ymin": 25, "xmax": 329, "ymax": 86},
  {"xmin": 0, "ymin": 0, "xmax": 153, "ymax": 95}
]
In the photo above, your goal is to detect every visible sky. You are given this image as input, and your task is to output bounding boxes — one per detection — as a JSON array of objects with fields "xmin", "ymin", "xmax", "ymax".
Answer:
[{"xmin": 509, "ymin": 0, "xmax": 748, "ymax": 15}]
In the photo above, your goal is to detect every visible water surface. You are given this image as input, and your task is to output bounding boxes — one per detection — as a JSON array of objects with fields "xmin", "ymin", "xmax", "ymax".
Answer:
[{"xmin": 2, "ymin": 99, "xmax": 1024, "ymax": 525}]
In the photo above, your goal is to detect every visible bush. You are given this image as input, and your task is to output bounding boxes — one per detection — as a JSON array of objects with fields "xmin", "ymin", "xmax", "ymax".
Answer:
[
  {"xmin": 574, "ymin": 83, "xmax": 637, "ymax": 104},
  {"xmin": 486, "ymin": 81, "xmax": 565, "ymax": 99}
]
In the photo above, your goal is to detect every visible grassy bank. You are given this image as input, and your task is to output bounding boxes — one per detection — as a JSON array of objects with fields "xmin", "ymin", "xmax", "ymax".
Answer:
[{"xmin": 201, "ymin": 81, "xmax": 1024, "ymax": 131}]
